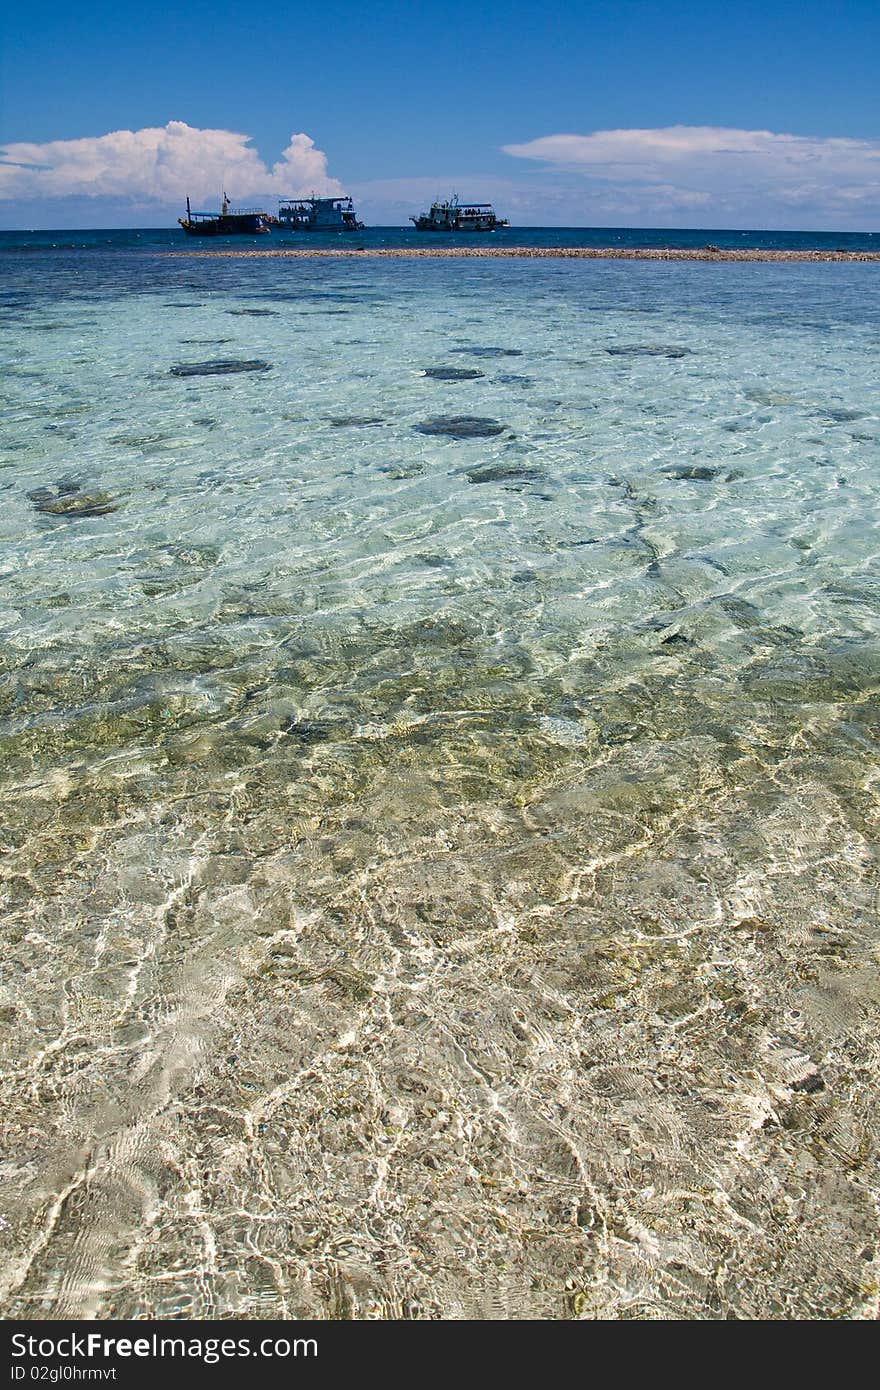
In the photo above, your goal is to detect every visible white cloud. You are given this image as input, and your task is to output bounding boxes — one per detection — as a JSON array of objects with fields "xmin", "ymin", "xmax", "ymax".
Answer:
[
  {"xmin": 2, "ymin": 120, "xmax": 878, "ymax": 229},
  {"xmin": 0, "ymin": 121, "xmax": 342, "ymax": 205},
  {"xmin": 503, "ymin": 126, "xmax": 880, "ymax": 224}
]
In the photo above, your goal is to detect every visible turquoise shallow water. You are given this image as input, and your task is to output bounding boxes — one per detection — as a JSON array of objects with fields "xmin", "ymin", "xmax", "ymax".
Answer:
[{"xmin": 1, "ymin": 245, "xmax": 879, "ymax": 1318}]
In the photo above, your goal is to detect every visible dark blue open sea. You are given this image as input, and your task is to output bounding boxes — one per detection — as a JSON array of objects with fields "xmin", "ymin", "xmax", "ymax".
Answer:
[
  {"xmin": 2, "ymin": 223, "xmax": 879, "ymax": 252},
  {"xmin": 1, "ymin": 226, "xmax": 878, "ymax": 1319}
]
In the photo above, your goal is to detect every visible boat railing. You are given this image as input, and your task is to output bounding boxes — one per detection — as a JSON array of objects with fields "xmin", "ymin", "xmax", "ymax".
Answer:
[
  {"xmin": 279, "ymin": 197, "xmax": 355, "ymax": 207},
  {"xmin": 187, "ymin": 208, "xmax": 268, "ymax": 219}
]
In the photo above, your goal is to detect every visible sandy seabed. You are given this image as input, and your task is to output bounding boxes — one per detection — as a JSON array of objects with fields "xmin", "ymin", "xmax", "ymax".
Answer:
[{"xmin": 3, "ymin": 235, "xmax": 879, "ymax": 1322}]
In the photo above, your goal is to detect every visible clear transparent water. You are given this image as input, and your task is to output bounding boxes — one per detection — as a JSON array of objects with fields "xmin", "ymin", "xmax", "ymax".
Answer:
[{"xmin": 1, "ymin": 247, "xmax": 879, "ymax": 1319}]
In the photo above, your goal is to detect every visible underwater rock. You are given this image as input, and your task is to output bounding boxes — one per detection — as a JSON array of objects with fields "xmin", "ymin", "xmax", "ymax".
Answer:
[
  {"xmin": 415, "ymin": 416, "xmax": 505, "ymax": 438},
  {"xmin": 606, "ymin": 345, "xmax": 692, "ymax": 358},
  {"xmin": 465, "ymin": 464, "xmax": 544, "ymax": 486},
  {"xmin": 34, "ymin": 494, "xmax": 119, "ymax": 519},
  {"xmin": 422, "ymin": 367, "xmax": 486, "ymax": 380},
  {"xmin": 163, "ymin": 543, "xmax": 220, "ymax": 567},
  {"xmin": 664, "ymin": 465, "xmax": 720, "ymax": 481},
  {"xmin": 50, "ymin": 474, "xmax": 80, "ymax": 496},
  {"xmin": 109, "ymin": 431, "xmax": 172, "ymax": 449},
  {"xmin": 280, "ymin": 718, "xmax": 337, "ymax": 744},
  {"xmin": 28, "ymin": 478, "xmax": 118, "ymax": 517},
  {"xmin": 791, "ymin": 1071, "xmax": 825, "ymax": 1094},
  {"xmin": 822, "ymin": 407, "xmax": 866, "ymax": 423},
  {"xmin": 169, "ymin": 359, "xmax": 271, "ymax": 377},
  {"xmin": 382, "ymin": 464, "xmax": 426, "ymax": 478},
  {"xmin": 327, "ymin": 416, "xmax": 385, "ymax": 427},
  {"xmin": 743, "ymin": 387, "xmax": 796, "ymax": 406}
]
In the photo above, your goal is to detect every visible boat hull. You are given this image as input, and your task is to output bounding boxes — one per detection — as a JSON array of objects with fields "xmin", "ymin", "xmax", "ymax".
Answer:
[
  {"xmin": 277, "ymin": 223, "xmax": 365, "ymax": 232},
  {"xmin": 178, "ymin": 214, "xmax": 270, "ymax": 236},
  {"xmin": 410, "ymin": 204, "xmax": 508, "ymax": 232},
  {"xmin": 412, "ymin": 220, "xmax": 505, "ymax": 231}
]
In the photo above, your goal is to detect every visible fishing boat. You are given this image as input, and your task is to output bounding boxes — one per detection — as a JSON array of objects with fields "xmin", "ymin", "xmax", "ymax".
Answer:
[
  {"xmin": 178, "ymin": 194, "xmax": 272, "ymax": 236},
  {"xmin": 410, "ymin": 194, "xmax": 508, "ymax": 232},
  {"xmin": 277, "ymin": 195, "xmax": 364, "ymax": 231}
]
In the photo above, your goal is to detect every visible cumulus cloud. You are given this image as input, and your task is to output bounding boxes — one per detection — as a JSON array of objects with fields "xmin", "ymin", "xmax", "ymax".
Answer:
[
  {"xmin": 0, "ymin": 121, "xmax": 343, "ymax": 205},
  {"xmin": 3, "ymin": 119, "xmax": 878, "ymax": 229},
  {"xmin": 503, "ymin": 126, "xmax": 880, "ymax": 223},
  {"xmin": 350, "ymin": 126, "xmax": 880, "ymax": 228}
]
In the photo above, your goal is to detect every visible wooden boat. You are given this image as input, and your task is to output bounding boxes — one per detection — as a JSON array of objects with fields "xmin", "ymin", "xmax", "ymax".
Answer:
[{"xmin": 178, "ymin": 194, "xmax": 271, "ymax": 237}]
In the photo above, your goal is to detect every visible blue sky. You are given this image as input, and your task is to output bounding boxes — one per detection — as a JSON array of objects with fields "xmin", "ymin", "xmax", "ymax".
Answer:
[{"xmin": 2, "ymin": 1, "xmax": 879, "ymax": 227}]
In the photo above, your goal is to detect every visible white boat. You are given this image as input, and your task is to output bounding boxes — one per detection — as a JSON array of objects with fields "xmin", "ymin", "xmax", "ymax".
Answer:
[
  {"xmin": 410, "ymin": 194, "xmax": 508, "ymax": 232},
  {"xmin": 278, "ymin": 196, "xmax": 364, "ymax": 231}
]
